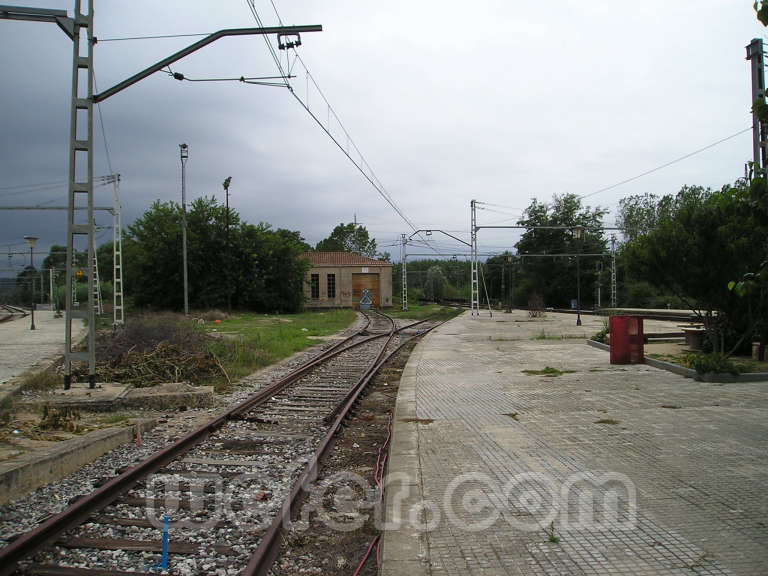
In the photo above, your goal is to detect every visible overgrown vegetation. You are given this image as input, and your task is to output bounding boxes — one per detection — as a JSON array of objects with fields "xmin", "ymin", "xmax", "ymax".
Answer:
[
  {"xmin": 69, "ymin": 310, "xmax": 356, "ymax": 392},
  {"xmin": 385, "ymin": 302, "xmax": 461, "ymax": 321}
]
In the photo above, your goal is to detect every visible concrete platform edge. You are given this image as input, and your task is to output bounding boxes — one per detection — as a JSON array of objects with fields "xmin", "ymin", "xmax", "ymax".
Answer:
[
  {"xmin": 0, "ymin": 418, "xmax": 156, "ymax": 505},
  {"xmin": 586, "ymin": 338, "xmax": 768, "ymax": 382},
  {"xmin": 380, "ymin": 331, "xmax": 431, "ymax": 576}
]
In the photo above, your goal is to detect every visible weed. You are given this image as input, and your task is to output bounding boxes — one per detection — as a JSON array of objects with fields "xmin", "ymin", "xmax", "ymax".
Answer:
[
  {"xmin": 547, "ymin": 521, "xmax": 560, "ymax": 543},
  {"xmin": 503, "ymin": 412, "xmax": 519, "ymax": 421},
  {"xmin": 522, "ymin": 366, "xmax": 575, "ymax": 377},
  {"xmin": 40, "ymin": 403, "xmax": 83, "ymax": 433},
  {"xmin": 402, "ymin": 418, "xmax": 434, "ymax": 425},
  {"xmin": 662, "ymin": 405, "xmax": 681, "ymax": 409},
  {"xmin": 685, "ymin": 553, "xmax": 710, "ymax": 572},
  {"xmin": 19, "ymin": 369, "xmax": 60, "ymax": 392},
  {"xmin": 534, "ymin": 330, "xmax": 560, "ymax": 340},
  {"xmin": 594, "ymin": 418, "xmax": 620, "ymax": 425}
]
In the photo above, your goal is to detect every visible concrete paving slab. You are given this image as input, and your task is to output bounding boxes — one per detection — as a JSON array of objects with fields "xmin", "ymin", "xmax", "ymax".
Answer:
[
  {"xmin": 380, "ymin": 309, "xmax": 768, "ymax": 575},
  {"xmin": 0, "ymin": 311, "xmax": 87, "ymax": 400}
]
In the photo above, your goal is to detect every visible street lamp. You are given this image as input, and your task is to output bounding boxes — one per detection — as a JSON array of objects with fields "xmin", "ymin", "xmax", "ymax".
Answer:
[
  {"xmin": 506, "ymin": 253, "xmax": 514, "ymax": 312},
  {"xmin": 179, "ymin": 143, "xmax": 189, "ymax": 315},
  {"xmin": 24, "ymin": 235, "xmax": 38, "ymax": 330},
  {"xmin": 571, "ymin": 226, "xmax": 583, "ymax": 326}
]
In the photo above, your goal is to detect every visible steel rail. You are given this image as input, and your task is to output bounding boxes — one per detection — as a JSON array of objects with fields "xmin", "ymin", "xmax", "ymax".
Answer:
[
  {"xmin": 0, "ymin": 312, "xmax": 434, "ymax": 574},
  {"xmin": 0, "ymin": 313, "xmax": 374, "ymax": 575},
  {"xmin": 242, "ymin": 315, "xmax": 444, "ymax": 575}
]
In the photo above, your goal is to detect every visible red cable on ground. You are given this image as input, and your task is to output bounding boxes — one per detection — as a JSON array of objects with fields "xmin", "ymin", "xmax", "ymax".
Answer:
[
  {"xmin": 353, "ymin": 412, "xmax": 393, "ymax": 574},
  {"xmin": 352, "ymin": 534, "xmax": 380, "ymax": 576}
]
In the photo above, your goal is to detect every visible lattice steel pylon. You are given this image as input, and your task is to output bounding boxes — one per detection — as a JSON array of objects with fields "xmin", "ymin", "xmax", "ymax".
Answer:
[
  {"xmin": 400, "ymin": 233, "xmax": 408, "ymax": 311},
  {"xmin": 64, "ymin": 0, "xmax": 96, "ymax": 389},
  {"xmin": 470, "ymin": 199, "xmax": 480, "ymax": 316},
  {"xmin": 92, "ymin": 236, "xmax": 102, "ymax": 315},
  {"xmin": 111, "ymin": 173, "xmax": 124, "ymax": 326}
]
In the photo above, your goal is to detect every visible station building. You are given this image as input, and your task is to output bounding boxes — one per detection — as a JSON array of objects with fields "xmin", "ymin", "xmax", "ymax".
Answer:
[{"xmin": 301, "ymin": 252, "xmax": 393, "ymax": 309}]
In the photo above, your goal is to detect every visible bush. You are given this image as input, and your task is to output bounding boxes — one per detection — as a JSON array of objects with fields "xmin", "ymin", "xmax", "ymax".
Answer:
[{"xmin": 684, "ymin": 353, "xmax": 739, "ymax": 375}]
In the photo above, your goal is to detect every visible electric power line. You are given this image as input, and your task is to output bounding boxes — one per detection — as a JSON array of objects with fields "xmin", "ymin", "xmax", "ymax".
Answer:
[{"xmin": 580, "ymin": 126, "xmax": 752, "ymax": 200}]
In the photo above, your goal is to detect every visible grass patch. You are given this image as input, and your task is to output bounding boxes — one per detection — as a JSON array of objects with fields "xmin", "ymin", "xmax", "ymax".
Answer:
[
  {"xmin": 662, "ymin": 404, "xmax": 681, "ymax": 409},
  {"xmin": 205, "ymin": 310, "xmax": 357, "ymax": 389},
  {"xmin": 386, "ymin": 303, "xmax": 462, "ymax": 322},
  {"xmin": 522, "ymin": 366, "xmax": 575, "ymax": 377},
  {"xmin": 19, "ymin": 369, "xmax": 60, "ymax": 392},
  {"xmin": 503, "ymin": 412, "xmax": 519, "ymax": 421},
  {"xmin": 594, "ymin": 418, "xmax": 620, "ymax": 425}
]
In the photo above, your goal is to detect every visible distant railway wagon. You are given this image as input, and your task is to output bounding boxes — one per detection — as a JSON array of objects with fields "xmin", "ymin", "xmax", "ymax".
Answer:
[{"xmin": 301, "ymin": 251, "xmax": 393, "ymax": 309}]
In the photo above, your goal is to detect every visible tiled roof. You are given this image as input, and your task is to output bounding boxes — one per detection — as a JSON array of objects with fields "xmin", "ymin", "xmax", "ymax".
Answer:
[{"xmin": 300, "ymin": 251, "xmax": 392, "ymax": 267}]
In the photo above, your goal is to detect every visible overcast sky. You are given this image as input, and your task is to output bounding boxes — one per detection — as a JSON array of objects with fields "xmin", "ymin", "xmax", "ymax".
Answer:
[{"xmin": 0, "ymin": 1, "xmax": 765, "ymax": 273}]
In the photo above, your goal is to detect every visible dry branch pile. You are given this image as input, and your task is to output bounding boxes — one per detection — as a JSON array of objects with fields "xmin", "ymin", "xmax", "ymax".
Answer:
[{"xmin": 71, "ymin": 314, "xmax": 228, "ymax": 387}]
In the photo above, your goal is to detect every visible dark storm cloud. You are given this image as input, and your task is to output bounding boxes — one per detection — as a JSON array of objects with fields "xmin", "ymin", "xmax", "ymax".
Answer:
[{"xmin": 1, "ymin": 0, "xmax": 765, "ymax": 272}]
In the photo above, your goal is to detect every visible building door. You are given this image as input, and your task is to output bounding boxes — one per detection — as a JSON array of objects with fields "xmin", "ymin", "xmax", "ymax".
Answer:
[{"xmin": 352, "ymin": 273, "xmax": 379, "ymax": 309}]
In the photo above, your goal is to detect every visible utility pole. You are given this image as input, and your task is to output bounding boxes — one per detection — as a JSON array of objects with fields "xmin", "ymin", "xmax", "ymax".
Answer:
[
  {"xmin": 470, "ymin": 200, "xmax": 479, "ymax": 316},
  {"xmin": 223, "ymin": 176, "xmax": 232, "ymax": 315},
  {"xmin": 24, "ymin": 236, "xmax": 37, "ymax": 330},
  {"xmin": 2, "ymin": 3, "xmax": 321, "ymax": 390},
  {"xmin": 595, "ymin": 261, "xmax": 602, "ymax": 309},
  {"xmin": 610, "ymin": 234, "xmax": 617, "ymax": 308},
  {"xmin": 180, "ymin": 144, "xmax": 189, "ymax": 315},
  {"xmin": 49, "ymin": 268, "xmax": 54, "ymax": 311},
  {"xmin": 747, "ymin": 38, "xmax": 767, "ymax": 175},
  {"xmin": 400, "ymin": 233, "xmax": 408, "ymax": 311}
]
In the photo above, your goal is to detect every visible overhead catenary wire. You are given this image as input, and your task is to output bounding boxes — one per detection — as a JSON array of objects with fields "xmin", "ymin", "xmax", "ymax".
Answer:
[{"xmin": 242, "ymin": 0, "xmax": 437, "ymax": 253}]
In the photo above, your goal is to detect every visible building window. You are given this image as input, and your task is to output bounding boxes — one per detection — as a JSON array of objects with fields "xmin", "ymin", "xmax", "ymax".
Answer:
[
  {"xmin": 311, "ymin": 274, "xmax": 319, "ymax": 299},
  {"xmin": 327, "ymin": 274, "xmax": 336, "ymax": 299}
]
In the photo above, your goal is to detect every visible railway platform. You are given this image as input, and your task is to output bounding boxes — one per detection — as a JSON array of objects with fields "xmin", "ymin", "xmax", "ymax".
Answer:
[
  {"xmin": 380, "ymin": 310, "xmax": 768, "ymax": 575},
  {"xmin": 0, "ymin": 311, "xmax": 87, "ymax": 403}
]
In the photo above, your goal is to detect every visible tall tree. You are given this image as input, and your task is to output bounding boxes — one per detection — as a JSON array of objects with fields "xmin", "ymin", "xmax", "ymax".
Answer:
[
  {"xmin": 124, "ymin": 197, "xmax": 309, "ymax": 312},
  {"xmin": 623, "ymin": 182, "xmax": 767, "ymax": 355},
  {"xmin": 315, "ymin": 223, "xmax": 377, "ymax": 258},
  {"xmin": 514, "ymin": 194, "xmax": 608, "ymax": 308}
]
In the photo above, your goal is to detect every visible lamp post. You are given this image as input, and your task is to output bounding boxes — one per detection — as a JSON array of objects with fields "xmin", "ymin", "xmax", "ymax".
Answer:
[
  {"xmin": 571, "ymin": 226, "xmax": 583, "ymax": 326},
  {"xmin": 179, "ymin": 143, "xmax": 189, "ymax": 315},
  {"xmin": 24, "ymin": 235, "xmax": 38, "ymax": 330}
]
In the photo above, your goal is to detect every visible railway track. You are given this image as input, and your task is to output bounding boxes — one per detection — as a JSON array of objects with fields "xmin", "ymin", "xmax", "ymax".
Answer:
[{"xmin": 0, "ymin": 310, "xmax": 444, "ymax": 576}]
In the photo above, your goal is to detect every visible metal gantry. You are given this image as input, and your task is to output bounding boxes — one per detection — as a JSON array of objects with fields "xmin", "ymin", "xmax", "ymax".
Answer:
[
  {"xmin": 63, "ymin": 0, "xmax": 96, "ymax": 388},
  {"xmin": 470, "ymin": 200, "xmax": 479, "ymax": 316},
  {"xmin": 2, "ymin": 2, "xmax": 321, "ymax": 388},
  {"xmin": 400, "ymin": 233, "xmax": 408, "ymax": 311}
]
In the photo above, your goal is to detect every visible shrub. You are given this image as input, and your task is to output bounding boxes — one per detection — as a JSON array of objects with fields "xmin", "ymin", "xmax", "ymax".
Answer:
[{"xmin": 684, "ymin": 353, "xmax": 739, "ymax": 375}]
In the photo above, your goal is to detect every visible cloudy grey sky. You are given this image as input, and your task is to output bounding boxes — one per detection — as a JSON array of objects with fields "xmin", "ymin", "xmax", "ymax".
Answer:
[{"xmin": 0, "ymin": 0, "xmax": 765, "ymax": 273}]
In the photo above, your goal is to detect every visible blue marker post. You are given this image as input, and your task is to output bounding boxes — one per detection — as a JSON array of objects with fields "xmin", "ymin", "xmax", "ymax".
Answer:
[{"xmin": 152, "ymin": 515, "xmax": 169, "ymax": 572}]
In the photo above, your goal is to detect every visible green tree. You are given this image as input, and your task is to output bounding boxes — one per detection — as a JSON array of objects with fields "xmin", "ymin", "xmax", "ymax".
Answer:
[
  {"xmin": 514, "ymin": 193, "xmax": 608, "ymax": 308},
  {"xmin": 316, "ymin": 223, "xmax": 377, "ymax": 258},
  {"xmin": 125, "ymin": 196, "xmax": 309, "ymax": 312},
  {"xmin": 624, "ymin": 182, "xmax": 767, "ymax": 355},
  {"xmin": 423, "ymin": 265, "xmax": 448, "ymax": 301}
]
